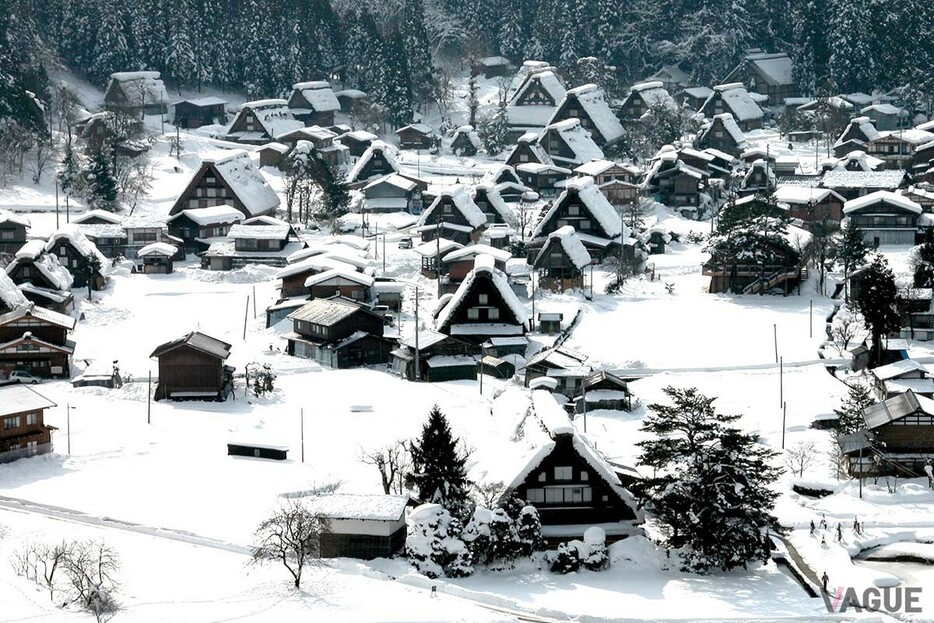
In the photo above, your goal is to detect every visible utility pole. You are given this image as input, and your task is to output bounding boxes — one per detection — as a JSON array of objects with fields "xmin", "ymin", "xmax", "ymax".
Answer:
[
  {"xmin": 781, "ymin": 401, "xmax": 787, "ymax": 450},
  {"xmin": 55, "ymin": 179, "xmax": 60, "ymax": 229},
  {"xmin": 300, "ymin": 408, "xmax": 305, "ymax": 463},
  {"xmin": 809, "ymin": 299, "xmax": 813, "ymax": 338},
  {"xmin": 382, "ymin": 235, "xmax": 386, "ymax": 273},
  {"xmin": 773, "ymin": 324, "xmax": 778, "ymax": 363},
  {"xmin": 252, "ymin": 286, "xmax": 257, "ymax": 319},
  {"xmin": 147, "ymin": 372, "xmax": 152, "ymax": 424},
  {"xmin": 582, "ymin": 382, "xmax": 588, "ymax": 433},
  {"xmin": 435, "ymin": 221, "xmax": 442, "ymax": 297},
  {"xmin": 414, "ymin": 287, "xmax": 421, "ymax": 381},
  {"xmin": 779, "ymin": 356, "xmax": 783, "ymax": 408},
  {"xmin": 243, "ymin": 296, "xmax": 249, "ymax": 340}
]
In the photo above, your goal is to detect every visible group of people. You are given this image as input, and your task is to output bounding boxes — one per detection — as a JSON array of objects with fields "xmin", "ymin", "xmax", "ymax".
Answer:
[{"xmin": 809, "ymin": 514, "xmax": 864, "ymax": 545}]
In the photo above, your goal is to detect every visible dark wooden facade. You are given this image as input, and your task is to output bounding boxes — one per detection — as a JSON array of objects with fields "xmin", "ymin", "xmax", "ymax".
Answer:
[
  {"xmin": 173, "ymin": 99, "xmax": 227, "ymax": 129},
  {"xmin": 166, "ymin": 211, "xmax": 241, "ymax": 251},
  {"xmin": 396, "ymin": 125, "xmax": 434, "ymax": 150},
  {"xmin": 151, "ymin": 332, "xmax": 233, "ymax": 401},
  {"xmin": 696, "ymin": 116, "xmax": 746, "ymax": 157},
  {"xmin": 170, "ymin": 161, "xmax": 266, "ymax": 218},
  {"xmin": 390, "ymin": 332, "xmax": 478, "ymax": 382},
  {"xmin": 843, "ymin": 390, "xmax": 934, "ymax": 477},
  {"xmin": 531, "ymin": 234, "xmax": 587, "ymax": 290},
  {"xmin": 0, "ymin": 306, "xmax": 75, "ymax": 378},
  {"xmin": 45, "ymin": 237, "xmax": 106, "ymax": 290},
  {"xmin": 0, "ymin": 214, "xmax": 28, "ymax": 254},
  {"xmin": 0, "ymin": 385, "xmax": 56, "ymax": 461},
  {"xmin": 510, "ymin": 432, "xmax": 639, "ymax": 527}
]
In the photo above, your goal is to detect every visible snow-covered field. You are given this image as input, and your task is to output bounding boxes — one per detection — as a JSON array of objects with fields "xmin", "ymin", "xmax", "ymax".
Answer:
[{"xmin": 3, "ymin": 75, "xmax": 934, "ymax": 622}]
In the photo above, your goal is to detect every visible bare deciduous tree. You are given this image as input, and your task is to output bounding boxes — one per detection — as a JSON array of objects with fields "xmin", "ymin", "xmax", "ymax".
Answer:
[
  {"xmin": 251, "ymin": 501, "xmax": 330, "ymax": 589},
  {"xmin": 62, "ymin": 541, "xmax": 120, "ymax": 622},
  {"xmin": 784, "ymin": 441, "xmax": 817, "ymax": 477},
  {"xmin": 28, "ymin": 137, "xmax": 56, "ymax": 184},
  {"xmin": 360, "ymin": 440, "xmax": 411, "ymax": 495},
  {"xmin": 470, "ymin": 480, "xmax": 507, "ymax": 508}
]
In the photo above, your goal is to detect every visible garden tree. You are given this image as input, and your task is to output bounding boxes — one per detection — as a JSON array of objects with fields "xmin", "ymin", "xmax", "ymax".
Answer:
[
  {"xmin": 784, "ymin": 440, "xmax": 817, "ymax": 477},
  {"xmin": 717, "ymin": 193, "xmax": 787, "ymax": 234},
  {"xmin": 84, "ymin": 150, "xmax": 118, "ymax": 211},
  {"xmin": 406, "ymin": 503, "xmax": 473, "ymax": 578},
  {"xmin": 476, "ymin": 104, "xmax": 509, "ymax": 156},
  {"xmin": 308, "ymin": 153, "xmax": 350, "ymax": 220},
  {"xmin": 409, "ymin": 405, "xmax": 471, "ymax": 517},
  {"xmin": 497, "ymin": 0, "xmax": 526, "ymax": 63},
  {"xmin": 912, "ymin": 242, "xmax": 934, "ymax": 288},
  {"xmin": 251, "ymin": 501, "xmax": 330, "ymax": 589},
  {"xmin": 62, "ymin": 540, "xmax": 121, "ymax": 623},
  {"xmin": 470, "ymin": 480, "xmax": 507, "ymax": 508},
  {"xmin": 833, "ymin": 383, "xmax": 873, "ymax": 435},
  {"xmin": 834, "ymin": 224, "xmax": 870, "ymax": 302},
  {"xmin": 515, "ymin": 505, "xmax": 544, "ymax": 556},
  {"xmin": 637, "ymin": 387, "xmax": 784, "ymax": 572},
  {"xmin": 246, "ymin": 362, "xmax": 276, "ymax": 396},
  {"xmin": 360, "ymin": 440, "xmax": 411, "ymax": 495},
  {"xmin": 852, "ymin": 254, "xmax": 899, "ymax": 368},
  {"xmin": 78, "ymin": 253, "xmax": 103, "ymax": 302}
]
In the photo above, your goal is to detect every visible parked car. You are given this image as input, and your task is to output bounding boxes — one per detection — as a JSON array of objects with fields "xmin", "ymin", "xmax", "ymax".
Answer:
[
  {"xmin": 398, "ymin": 237, "xmax": 413, "ymax": 249},
  {"xmin": 10, "ymin": 370, "xmax": 42, "ymax": 384}
]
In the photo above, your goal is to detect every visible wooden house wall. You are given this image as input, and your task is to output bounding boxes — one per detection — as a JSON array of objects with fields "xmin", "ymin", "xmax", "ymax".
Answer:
[
  {"xmin": 170, "ymin": 163, "xmax": 248, "ymax": 216},
  {"xmin": 699, "ymin": 119, "xmax": 742, "ymax": 157},
  {"xmin": 619, "ymin": 91, "xmax": 647, "ymax": 119},
  {"xmin": 398, "ymin": 129, "xmax": 432, "ymax": 149},
  {"xmin": 450, "ymin": 133, "xmax": 478, "ymax": 156},
  {"xmin": 157, "ymin": 347, "xmax": 223, "ymax": 395},
  {"xmin": 47, "ymin": 239, "xmax": 104, "ymax": 290},
  {"xmin": 357, "ymin": 152, "xmax": 394, "ymax": 180},
  {"xmin": 441, "ymin": 274, "xmax": 521, "ymax": 328},
  {"xmin": 174, "ymin": 102, "xmax": 225, "ymax": 129},
  {"xmin": 293, "ymin": 310, "xmax": 383, "ymax": 343},
  {"xmin": 537, "ymin": 191, "xmax": 612, "ymax": 239},
  {"xmin": 534, "ymin": 236, "xmax": 585, "ymax": 281},
  {"xmin": 551, "ymin": 96, "xmax": 608, "ymax": 145},
  {"xmin": 319, "ymin": 525, "xmax": 407, "ymax": 560},
  {"xmin": 310, "ymin": 283, "xmax": 371, "ymax": 302},
  {"xmin": 513, "ymin": 435, "xmax": 636, "ymax": 525},
  {"xmin": 168, "ymin": 215, "xmax": 234, "ymax": 247},
  {"xmin": 506, "ymin": 143, "xmax": 545, "ymax": 167},
  {"xmin": 514, "ymin": 81, "xmax": 557, "ymax": 106},
  {"xmin": 335, "ymin": 334, "xmax": 394, "ymax": 368},
  {"xmin": 228, "ymin": 108, "xmax": 271, "ymax": 141},
  {"xmin": 0, "ymin": 346, "xmax": 70, "ymax": 377},
  {"xmin": 0, "ymin": 317, "xmax": 69, "ymax": 345},
  {"xmin": 0, "ymin": 223, "xmax": 27, "ymax": 253}
]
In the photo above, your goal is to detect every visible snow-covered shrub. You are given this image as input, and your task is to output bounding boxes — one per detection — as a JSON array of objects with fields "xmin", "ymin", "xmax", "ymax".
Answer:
[
  {"xmin": 581, "ymin": 527, "xmax": 609, "ymax": 571},
  {"xmin": 516, "ymin": 505, "xmax": 544, "ymax": 557},
  {"xmin": 549, "ymin": 540, "xmax": 584, "ymax": 574},
  {"xmin": 462, "ymin": 507, "xmax": 492, "ymax": 565},
  {"xmin": 406, "ymin": 503, "xmax": 473, "ymax": 578},
  {"xmin": 488, "ymin": 507, "xmax": 520, "ymax": 568}
]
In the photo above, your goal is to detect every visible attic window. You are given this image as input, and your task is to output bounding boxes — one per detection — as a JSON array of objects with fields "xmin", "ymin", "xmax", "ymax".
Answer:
[
  {"xmin": 554, "ymin": 466, "xmax": 573, "ymax": 480},
  {"xmin": 443, "ymin": 204, "xmax": 453, "ymax": 214},
  {"xmin": 538, "ymin": 472, "xmax": 546, "ymax": 482},
  {"xmin": 478, "ymin": 294, "xmax": 489, "ymax": 304}
]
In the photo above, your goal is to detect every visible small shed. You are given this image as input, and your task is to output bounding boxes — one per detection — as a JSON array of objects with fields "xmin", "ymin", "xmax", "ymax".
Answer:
[
  {"xmin": 538, "ymin": 312, "xmax": 563, "ymax": 334},
  {"xmin": 479, "ymin": 355, "xmax": 515, "ymax": 379},
  {"xmin": 424, "ymin": 355, "xmax": 477, "ymax": 382},
  {"xmin": 227, "ymin": 441, "xmax": 289, "ymax": 460},
  {"xmin": 258, "ymin": 142, "xmax": 290, "ymax": 168},
  {"xmin": 172, "ymin": 97, "xmax": 227, "ymax": 129},
  {"xmin": 335, "ymin": 89, "xmax": 367, "ymax": 113},
  {"xmin": 305, "ymin": 493, "xmax": 409, "ymax": 560},
  {"xmin": 396, "ymin": 124, "xmax": 434, "ymax": 150},
  {"xmin": 472, "ymin": 56, "xmax": 512, "ymax": 78},
  {"xmin": 137, "ymin": 242, "xmax": 179, "ymax": 274}
]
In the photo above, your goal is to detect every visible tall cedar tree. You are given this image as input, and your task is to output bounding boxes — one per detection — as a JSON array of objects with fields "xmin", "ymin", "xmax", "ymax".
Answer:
[
  {"xmin": 852, "ymin": 255, "xmax": 899, "ymax": 368},
  {"xmin": 84, "ymin": 150, "xmax": 118, "ymax": 211},
  {"xmin": 410, "ymin": 405, "xmax": 471, "ymax": 517},
  {"xmin": 638, "ymin": 387, "xmax": 784, "ymax": 573},
  {"xmin": 833, "ymin": 383, "xmax": 873, "ymax": 435},
  {"xmin": 79, "ymin": 252, "xmax": 103, "ymax": 301},
  {"xmin": 913, "ymin": 242, "xmax": 934, "ymax": 288},
  {"xmin": 835, "ymin": 224, "xmax": 871, "ymax": 302}
]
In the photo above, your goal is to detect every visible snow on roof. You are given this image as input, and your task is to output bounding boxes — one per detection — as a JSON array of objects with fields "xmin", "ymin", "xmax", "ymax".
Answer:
[
  {"xmin": 561, "ymin": 84, "xmax": 625, "ymax": 143},
  {"xmin": 276, "ymin": 255, "xmax": 357, "ymax": 279},
  {"xmin": 862, "ymin": 103, "xmax": 904, "ymax": 116},
  {"xmin": 532, "ymin": 176, "xmax": 622, "ymax": 239},
  {"xmin": 436, "ymin": 256, "xmax": 528, "ymax": 331},
  {"xmin": 473, "ymin": 182, "xmax": 516, "ymax": 226},
  {"xmin": 573, "ymin": 159, "xmax": 618, "ymax": 176},
  {"xmin": 176, "ymin": 96, "xmax": 227, "ymax": 107},
  {"xmin": 822, "ymin": 169, "xmax": 906, "ymax": 190},
  {"xmin": 0, "ymin": 270, "xmax": 28, "ymax": 310},
  {"xmin": 510, "ymin": 70, "xmax": 566, "ymax": 107},
  {"xmin": 258, "ymin": 141, "xmax": 289, "ymax": 154},
  {"xmin": 107, "ymin": 71, "xmax": 168, "ymax": 106},
  {"xmin": 288, "ymin": 297, "xmax": 366, "ymax": 325},
  {"xmin": 322, "ymin": 235, "xmax": 371, "ymax": 251},
  {"xmin": 227, "ymin": 223, "xmax": 290, "ymax": 241},
  {"xmin": 532, "ymin": 388, "xmax": 573, "ymax": 435},
  {"xmin": 201, "ymin": 150, "xmax": 280, "ymax": 216},
  {"xmin": 417, "ymin": 186, "xmax": 487, "ymax": 229},
  {"xmin": 542, "ymin": 225, "xmax": 591, "ymax": 269},
  {"xmin": 871, "ymin": 358, "xmax": 930, "ymax": 381},
  {"xmin": 703, "ymin": 147, "xmax": 739, "ymax": 163},
  {"xmin": 878, "ymin": 128, "xmax": 934, "ymax": 145},
  {"xmin": 303, "ymin": 493, "xmax": 408, "ymax": 522},
  {"xmin": 137, "ymin": 242, "xmax": 178, "ymax": 257},
  {"xmin": 0, "ymin": 384, "xmax": 57, "ymax": 417},
  {"xmin": 151, "ymin": 331, "xmax": 231, "ymax": 360},
  {"xmin": 46, "ymin": 227, "xmax": 109, "ymax": 273},
  {"xmin": 0, "ymin": 303, "xmax": 76, "ymax": 330},
  {"xmin": 712, "ymin": 112, "xmax": 747, "ymax": 146},
  {"xmin": 631, "ymin": 82, "xmax": 677, "ymax": 112},
  {"xmin": 0, "ymin": 209, "xmax": 30, "ymax": 228},
  {"xmin": 237, "ymin": 99, "xmax": 303, "ymax": 139},
  {"xmin": 7, "ymin": 253, "xmax": 73, "ymax": 291},
  {"xmin": 304, "ymin": 269, "xmax": 374, "ymax": 288},
  {"xmin": 169, "ymin": 205, "xmax": 244, "ymax": 226},
  {"xmin": 843, "ymin": 190, "xmax": 922, "ymax": 215},
  {"xmin": 682, "ymin": 86, "xmax": 713, "ymax": 99},
  {"xmin": 72, "ymin": 210, "xmax": 122, "ymax": 225},
  {"xmin": 363, "ymin": 173, "xmax": 417, "ymax": 193},
  {"xmin": 746, "ymin": 52, "xmax": 794, "ymax": 86},
  {"xmin": 413, "ymin": 238, "xmax": 463, "ymax": 257},
  {"xmin": 545, "ymin": 118, "xmax": 604, "ymax": 163},
  {"xmin": 862, "ymin": 390, "xmax": 934, "ymax": 430},
  {"xmin": 452, "ymin": 125, "xmax": 482, "ymax": 149},
  {"xmin": 15, "ymin": 239, "xmax": 46, "ymax": 260},
  {"xmin": 291, "ymin": 81, "xmax": 340, "ymax": 112},
  {"xmin": 397, "ymin": 123, "xmax": 433, "ymax": 135},
  {"xmin": 442, "ymin": 244, "xmax": 512, "ymax": 263},
  {"xmin": 709, "ymin": 84, "xmax": 763, "ymax": 121},
  {"xmin": 773, "ymin": 186, "xmax": 843, "ymax": 205},
  {"xmin": 424, "ymin": 354, "xmax": 477, "ymax": 368},
  {"xmin": 348, "ymin": 140, "xmax": 399, "ymax": 183}
]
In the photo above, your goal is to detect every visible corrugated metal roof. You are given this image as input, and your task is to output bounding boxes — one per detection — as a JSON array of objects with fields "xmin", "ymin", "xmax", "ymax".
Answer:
[
  {"xmin": 151, "ymin": 331, "xmax": 232, "ymax": 359},
  {"xmin": 287, "ymin": 298, "xmax": 365, "ymax": 326},
  {"xmin": 862, "ymin": 389, "xmax": 934, "ymax": 429}
]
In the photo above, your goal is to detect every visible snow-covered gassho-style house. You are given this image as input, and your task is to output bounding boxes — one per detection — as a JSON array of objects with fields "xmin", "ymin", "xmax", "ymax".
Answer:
[
  {"xmin": 573, "ymin": 160, "xmax": 641, "ymax": 207},
  {"xmin": 225, "ymin": 99, "xmax": 303, "ymax": 145},
  {"xmin": 722, "ymin": 50, "xmax": 799, "ymax": 103},
  {"xmin": 0, "ymin": 304, "xmax": 77, "ymax": 379},
  {"xmin": 172, "ymin": 97, "xmax": 227, "ymax": 129},
  {"xmin": 449, "ymin": 125, "xmax": 481, "ymax": 157},
  {"xmin": 530, "ymin": 225, "xmax": 592, "ymax": 291},
  {"xmin": 414, "ymin": 186, "xmax": 487, "ymax": 246},
  {"xmin": 0, "ymin": 270, "xmax": 28, "ymax": 314},
  {"xmin": 695, "ymin": 113, "xmax": 748, "ymax": 158},
  {"xmin": 504, "ymin": 389, "xmax": 643, "ymax": 543},
  {"xmin": 346, "ymin": 141, "xmax": 400, "ymax": 186},
  {"xmin": 842, "ymin": 191, "xmax": 923, "ymax": 246},
  {"xmin": 548, "ymin": 84, "xmax": 624, "ymax": 148},
  {"xmin": 169, "ymin": 151, "xmax": 280, "ymax": 220},
  {"xmin": 618, "ymin": 81, "xmax": 677, "ymax": 121},
  {"xmin": 200, "ymin": 221, "xmax": 306, "ymax": 271},
  {"xmin": 0, "ymin": 210, "xmax": 30, "ymax": 254},
  {"xmin": 528, "ymin": 176, "xmax": 628, "ymax": 262},
  {"xmin": 44, "ymin": 227, "xmax": 110, "ymax": 290},
  {"xmin": 285, "ymin": 297, "xmax": 395, "ymax": 369},
  {"xmin": 833, "ymin": 116, "xmax": 880, "ymax": 158},
  {"xmin": 396, "ymin": 123, "xmax": 434, "ymax": 150},
  {"xmin": 287, "ymin": 81, "xmax": 341, "ymax": 127},
  {"xmin": 698, "ymin": 83, "xmax": 764, "ymax": 132},
  {"xmin": 435, "ymin": 254, "xmax": 528, "ymax": 345},
  {"xmin": 523, "ymin": 344, "xmax": 592, "ymax": 398},
  {"xmin": 4, "ymin": 241, "xmax": 75, "ymax": 313},
  {"xmin": 166, "ymin": 205, "xmax": 244, "ymax": 252},
  {"xmin": 506, "ymin": 69, "xmax": 567, "ymax": 139},
  {"xmin": 538, "ymin": 118, "xmax": 604, "ymax": 167},
  {"xmin": 362, "ymin": 174, "xmax": 421, "ymax": 214},
  {"xmin": 103, "ymin": 71, "xmax": 169, "ymax": 117},
  {"xmin": 304, "ymin": 494, "xmax": 409, "ymax": 560},
  {"xmin": 151, "ymin": 331, "xmax": 234, "ymax": 402}
]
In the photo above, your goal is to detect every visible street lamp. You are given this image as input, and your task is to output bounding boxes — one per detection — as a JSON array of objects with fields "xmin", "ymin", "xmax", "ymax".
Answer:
[{"xmin": 479, "ymin": 341, "xmax": 493, "ymax": 395}]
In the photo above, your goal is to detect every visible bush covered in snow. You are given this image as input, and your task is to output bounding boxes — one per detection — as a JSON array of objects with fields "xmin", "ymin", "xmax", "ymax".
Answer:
[
  {"xmin": 548, "ymin": 529, "xmax": 609, "ymax": 574},
  {"xmin": 406, "ymin": 503, "xmax": 473, "ymax": 578},
  {"xmin": 462, "ymin": 495, "xmax": 544, "ymax": 570}
]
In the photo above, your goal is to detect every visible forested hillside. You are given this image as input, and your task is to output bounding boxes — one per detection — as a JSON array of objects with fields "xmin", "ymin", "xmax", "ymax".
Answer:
[{"xmin": 2, "ymin": 0, "xmax": 934, "ymax": 133}]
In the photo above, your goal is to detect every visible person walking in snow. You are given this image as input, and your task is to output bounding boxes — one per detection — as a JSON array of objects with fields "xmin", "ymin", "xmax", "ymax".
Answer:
[
  {"xmin": 810, "ymin": 520, "xmax": 816, "ymax": 535},
  {"xmin": 820, "ymin": 514, "xmax": 828, "ymax": 530},
  {"xmin": 821, "ymin": 571, "xmax": 829, "ymax": 593},
  {"xmin": 835, "ymin": 523, "xmax": 843, "ymax": 542},
  {"xmin": 853, "ymin": 517, "xmax": 861, "ymax": 535}
]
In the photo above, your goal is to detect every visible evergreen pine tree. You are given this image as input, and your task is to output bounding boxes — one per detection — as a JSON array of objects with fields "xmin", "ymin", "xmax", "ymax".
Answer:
[
  {"xmin": 165, "ymin": 0, "xmax": 198, "ymax": 90},
  {"xmin": 497, "ymin": 1, "xmax": 525, "ymax": 64},
  {"xmin": 638, "ymin": 386, "xmax": 784, "ymax": 572},
  {"xmin": 90, "ymin": 0, "xmax": 129, "ymax": 85},
  {"xmin": 912, "ymin": 242, "xmax": 934, "ymax": 288},
  {"xmin": 791, "ymin": 0, "xmax": 832, "ymax": 93},
  {"xmin": 409, "ymin": 405, "xmax": 471, "ymax": 517},
  {"xmin": 58, "ymin": 144, "xmax": 83, "ymax": 198},
  {"xmin": 400, "ymin": 0, "xmax": 433, "ymax": 110},
  {"xmin": 516, "ymin": 505, "xmax": 544, "ymax": 557},
  {"xmin": 827, "ymin": 0, "xmax": 877, "ymax": 93},
  {"xmin": 852, "ymin": 255, "xmax": 899, "ymax": 368},
  {"xmin": 84, "ymin": 150, "xmax": 118, "ymax": 211},
  {"xmin": 835, "ymin": 223, "xmax": 870, "ymax": 302},
  {"xmin": 833, "ymin": 383, "xmax": 873, "ymax": 435}
]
